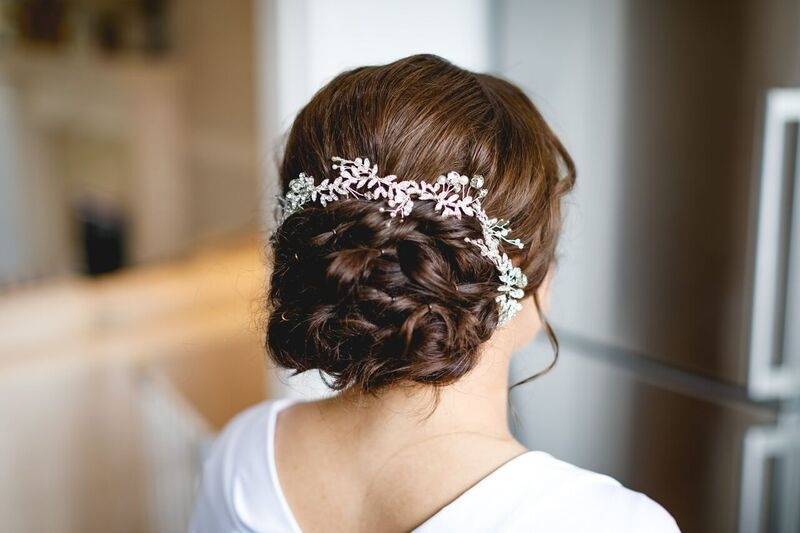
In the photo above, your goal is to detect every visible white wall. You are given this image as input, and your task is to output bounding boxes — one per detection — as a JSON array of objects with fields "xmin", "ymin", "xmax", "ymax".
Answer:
[
  {"xmin": 271, "ymin": 0, "xmax": 490, "ymax": 131},
  {"xmin": 0, "ymin": 84, "xmax": 25, "ymax": 283},
  {"xmin": 495, "ymin": 0, "xmax": 627, "ymax": 345}
]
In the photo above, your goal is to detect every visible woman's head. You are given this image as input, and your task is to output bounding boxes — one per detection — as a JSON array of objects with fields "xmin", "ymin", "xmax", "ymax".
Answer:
[{"xmin": 267, "ymin": 54, "xmax": 575, "ymax": 392}]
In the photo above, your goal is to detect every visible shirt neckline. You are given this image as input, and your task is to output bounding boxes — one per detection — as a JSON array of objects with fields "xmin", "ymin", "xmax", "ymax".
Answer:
[
  {"xmin": 266, "ymin": 398, "xmax": 303, "ymax": 533},
  {"xmin": 266, "ymin": 398, "xmax": 538, "ymax": 532}
]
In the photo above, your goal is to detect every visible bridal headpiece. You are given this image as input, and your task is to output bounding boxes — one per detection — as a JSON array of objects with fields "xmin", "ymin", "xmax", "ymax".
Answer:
[{"xmin": 277, "ymin": 157, "xmax": 528, "ymax": 326}]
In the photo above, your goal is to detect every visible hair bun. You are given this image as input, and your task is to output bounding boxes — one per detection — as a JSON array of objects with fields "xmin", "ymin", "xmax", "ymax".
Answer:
[{"xmin": 267, "ymin": 201, "xmax": 499, "ymax": 391}]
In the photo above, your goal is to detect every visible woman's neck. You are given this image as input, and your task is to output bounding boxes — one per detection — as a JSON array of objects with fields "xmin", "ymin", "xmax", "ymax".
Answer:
[
  {"xmin": 275, "ymin": 317, "xmax": 534, "ymax": 533},
  {"xmin": 320, "ymin": 329, "xmax": 520, "ymax": 447}
]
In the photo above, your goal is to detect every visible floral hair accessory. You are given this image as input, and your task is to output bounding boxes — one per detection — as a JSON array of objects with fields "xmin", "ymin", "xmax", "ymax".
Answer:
[{"xmin": 278, "ymin": 157, "xmax": 527, "ymax": 326}]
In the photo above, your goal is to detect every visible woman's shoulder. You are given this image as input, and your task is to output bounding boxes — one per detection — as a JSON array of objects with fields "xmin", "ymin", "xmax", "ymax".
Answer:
[
  {"xmin": 510, "ymin": 452, "xmax": 679, "ymax": 532},
  {"xmin": 189, "ymin": 399, "xmax": 298, "ymax": 533},
  {"xmin": 422, "ymin": 450, "xmax": 678, "ymax": 532}
]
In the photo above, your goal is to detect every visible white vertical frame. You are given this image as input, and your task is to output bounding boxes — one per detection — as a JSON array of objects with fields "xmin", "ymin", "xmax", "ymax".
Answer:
[{"xmin": 749, "ymin": 89, "xmax": 800, "ymax": 399}]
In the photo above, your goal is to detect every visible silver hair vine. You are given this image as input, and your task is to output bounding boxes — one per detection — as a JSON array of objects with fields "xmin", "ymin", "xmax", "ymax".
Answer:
[{"xmin": 278, "ymin": 157, "xmax": 528, "ymax": 326}]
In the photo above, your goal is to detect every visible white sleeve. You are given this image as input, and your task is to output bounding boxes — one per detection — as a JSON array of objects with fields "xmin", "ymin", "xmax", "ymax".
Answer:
[
  {"xmin": 188, "ymin": 404, "xmax": 271, "ymax": 533},
  {"xmin": 189, "ymin": 401, "xmax": 292, "ymax": 533},
  {"xmin": 556, "ymin": 476, "xmax": 680, "ymax": 533},
  {"xmin": 627, "ymin": 494, "xmax": 680, "ymax": 532},
  {"xmin": 188, "ymin": 414, "xmax": 246, "ymax": 533},
  {"xmin": 603, "ymin": 486, "xmax": 681, "ymax": 533}
]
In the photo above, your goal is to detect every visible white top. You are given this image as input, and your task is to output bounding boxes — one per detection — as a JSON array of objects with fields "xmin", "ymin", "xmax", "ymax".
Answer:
[{"xmin": 190, "ymin": 400, "xmax": 680, "ymax": 533}]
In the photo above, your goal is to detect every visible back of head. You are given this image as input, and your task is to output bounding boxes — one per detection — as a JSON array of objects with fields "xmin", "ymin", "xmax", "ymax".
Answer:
[{"xmin": 267, "ymin": 54, "xmax": 575, "ymax": 392}]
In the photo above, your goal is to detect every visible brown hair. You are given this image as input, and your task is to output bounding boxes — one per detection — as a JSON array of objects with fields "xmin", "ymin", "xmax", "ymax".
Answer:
[{"xmin": 267, "ymin": 54, "xmax": 575, "ymax": 392}]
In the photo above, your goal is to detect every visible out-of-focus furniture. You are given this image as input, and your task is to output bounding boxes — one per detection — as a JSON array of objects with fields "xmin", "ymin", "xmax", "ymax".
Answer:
[
  {"xmin": 0, "ymin": 237, "xmax": 269, "ymax": 532},
  {"xmin": 0, "ymin": 51, "xmax": 188, "ymax": 283}
]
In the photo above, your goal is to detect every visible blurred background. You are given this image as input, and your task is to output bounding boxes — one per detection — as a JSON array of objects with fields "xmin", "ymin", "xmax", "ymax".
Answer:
[{"xmin": 0, "ymin": 1, "xmax": 798, "ymax": 532}]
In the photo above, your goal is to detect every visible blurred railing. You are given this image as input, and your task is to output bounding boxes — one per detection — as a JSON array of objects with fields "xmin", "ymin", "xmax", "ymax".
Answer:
[{"xmin": 138, "ymin": 368, "xmax": 215, "ymax": 533}]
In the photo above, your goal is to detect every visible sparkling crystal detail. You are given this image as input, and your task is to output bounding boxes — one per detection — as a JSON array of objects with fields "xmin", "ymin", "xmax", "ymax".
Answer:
[{"xmin": 277, "ymin": 157, "xmax": 528, "ymax": 326}]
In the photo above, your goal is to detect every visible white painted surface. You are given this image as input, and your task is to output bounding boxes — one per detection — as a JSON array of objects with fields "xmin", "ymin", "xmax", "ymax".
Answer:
[
  {"xmin": 271, "ymin": 0, "xmax": 491, "ymax": 131},
  {"xmin": 495, "ymin": 0, "xmax": 627, "ymax": 348},
  {"xmin": 0, "ymin": 83, "xmax": 26, "ymax": 283}
]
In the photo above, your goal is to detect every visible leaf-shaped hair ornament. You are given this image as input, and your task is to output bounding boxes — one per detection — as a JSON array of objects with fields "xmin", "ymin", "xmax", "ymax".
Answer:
[{"xmin": 278, "ymin": 157, "xmax": 527, "ymax": 326}]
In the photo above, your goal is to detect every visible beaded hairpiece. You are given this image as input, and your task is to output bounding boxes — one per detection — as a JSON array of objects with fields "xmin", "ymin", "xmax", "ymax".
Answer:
[{"xmin": 277, "ymin": 157, "xmax": 528, "ymax": 326}]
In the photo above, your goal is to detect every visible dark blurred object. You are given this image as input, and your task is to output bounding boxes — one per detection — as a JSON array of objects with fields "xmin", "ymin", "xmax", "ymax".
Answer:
[
  {"xmin": 4, "ymin": 0, "xmax": 172, "ymax": 55},
  {"xmin": 75, "ymin": 198, "xmax": 127, "ymax": 276},
  {"xmin": 91, "ymin": 0, "xmax": 171, "ymax": 56},
  {"xmin": 93, "ymin": 8, "xmax": 123, "ymax": 52},
  {"xmin": 138, "ymin": 0, "xmax": 169, "ymax": 55},
  {"xmin": 9, "ymin": 0, "xmax": 68, "ymax": 44}
]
